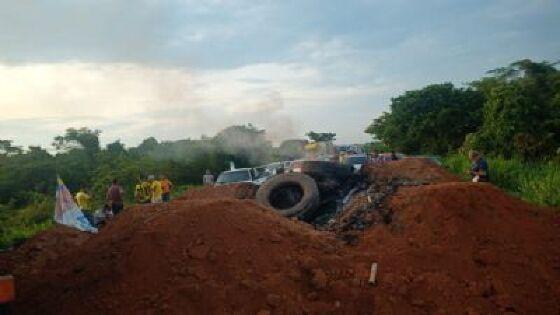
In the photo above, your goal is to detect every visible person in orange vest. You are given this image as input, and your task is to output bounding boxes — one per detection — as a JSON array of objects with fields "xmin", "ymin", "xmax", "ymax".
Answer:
[{"xmin": 160, "ymin": 175, "xmax": 173, "ymax": 202}]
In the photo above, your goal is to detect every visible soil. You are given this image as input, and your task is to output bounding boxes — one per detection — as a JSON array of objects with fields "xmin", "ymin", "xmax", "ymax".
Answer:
[
  {"xmin": 175, "ymin": 183, "xmax": 258, "ymax": 200},
  {"xmin": 351, "ymin": 182, "xmax": 560, "ymax": 314},
  {"xmin": 2, "ymin": 158, "xmax": 559, "ymax": 314},
  {"xmin": 366, "ymin": 157, "xmax": 461, "ymax": 183},
  {"xmin": 2, "ymin": 199, "xmax": 373, "ymax": 315}
]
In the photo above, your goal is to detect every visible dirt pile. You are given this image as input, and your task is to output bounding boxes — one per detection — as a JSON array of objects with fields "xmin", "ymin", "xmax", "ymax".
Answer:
[
  {"xmin": 175, "ymin": 183, "xmax": 257, "ymax": 200},
  {"xmin": 351, "ymin": 182, "xmax": 560, "ymax": 314},
  {"xmin": 366, "ymin": 157, "xmax": 460, "ymax": 183},
  {"xmin": 0, "ymin": 226, "xmax": 91, "ymax": 275},
  {"xmin": 7, "ymin": 199, "xmax": 374, "ymax": 314}
]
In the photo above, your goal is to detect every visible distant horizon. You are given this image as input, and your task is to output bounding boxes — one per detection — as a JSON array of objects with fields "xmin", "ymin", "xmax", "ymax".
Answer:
[{"xmin": 1, "ymin": 0, "xmax": 559, "ymax": 148}]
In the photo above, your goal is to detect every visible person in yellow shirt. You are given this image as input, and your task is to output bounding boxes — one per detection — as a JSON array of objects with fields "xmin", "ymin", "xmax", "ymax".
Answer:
[
  {"xmin": 149, "ymin": 175, "xmax": 163, "ymax": 203},
  {"xmin": 160, "ymin": 175, "xmax": 173, "ymax": 203},
  {"xmin": 75, "ymin": 188, "xmax": 91, "ymax": 212}
]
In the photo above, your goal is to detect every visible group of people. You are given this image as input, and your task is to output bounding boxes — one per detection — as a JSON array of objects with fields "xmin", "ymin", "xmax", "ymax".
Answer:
[
  {"xmin": 134, "ymin": 175, "xmax": 173, "ymax": 204},
  {"xmin": 74, "ymin": 175, "xmax": 174, "ymax": 224}
]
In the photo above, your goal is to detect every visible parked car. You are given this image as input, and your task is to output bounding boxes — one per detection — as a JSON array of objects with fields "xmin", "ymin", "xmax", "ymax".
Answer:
[
  {"xmin": 215, "ymin": 168, "xmax": 256, "ymax": 185},
  {"xmin": 215, "ymin": 166, "xmax": 276, "ymax": 186}
]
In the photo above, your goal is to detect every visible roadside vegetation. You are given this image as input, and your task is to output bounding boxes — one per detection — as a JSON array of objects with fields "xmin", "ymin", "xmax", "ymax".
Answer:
[
  {"xmin": 367, "ymin": 59, "xmax": 560, "ymax": 208},
  {"xmin": 443, "ymin": 154, "xmax": 560, "ymax": 208},
  {"xmin": 0, "ymin": 124, "xmax": 305, "ymax": 249}
]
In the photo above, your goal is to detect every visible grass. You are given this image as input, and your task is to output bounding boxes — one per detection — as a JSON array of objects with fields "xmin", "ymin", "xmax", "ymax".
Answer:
[
  {"xmin": 0, "ymin": 184, "xmax": 202, "ymax": 250},
  {"xmin": 0, "ymin": 197, "xmax": 54, "ymax": 249},
  {"xmin": 442, "ymin": 153, "xmax": 560, "ymax": 208}
]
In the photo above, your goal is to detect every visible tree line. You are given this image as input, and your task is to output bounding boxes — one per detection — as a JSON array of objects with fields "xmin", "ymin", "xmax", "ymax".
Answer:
[
  {"xmin": 0, "ymin": 124, "xmax": 306, "ymax": 210},
  {"xmin": 366, "ymin": 59, "xmax": 560, "ymax": 161}
]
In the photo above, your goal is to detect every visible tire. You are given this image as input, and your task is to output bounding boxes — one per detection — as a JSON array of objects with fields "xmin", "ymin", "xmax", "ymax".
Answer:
[{"xmin": 256, "ymin": 173, "xmax": 320, "ymax": 218}]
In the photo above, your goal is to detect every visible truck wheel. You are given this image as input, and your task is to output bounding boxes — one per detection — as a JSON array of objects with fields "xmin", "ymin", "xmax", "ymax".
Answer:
[{"xmin": 256, "ymin": 173, "xmax": 320, "ymax": 218}]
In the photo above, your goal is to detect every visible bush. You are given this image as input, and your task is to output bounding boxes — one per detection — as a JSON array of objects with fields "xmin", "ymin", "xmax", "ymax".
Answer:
[
  {"xmin": 0, "ymin": 196, "xmax": 54, "ymax": 249},
  {"xmin": 442, "ymin": 153, "xmax": 560, "ymax": 208}
]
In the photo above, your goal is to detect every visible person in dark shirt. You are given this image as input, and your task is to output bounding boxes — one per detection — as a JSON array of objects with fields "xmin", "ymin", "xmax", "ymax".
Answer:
[
  {"xmin": 106, "ymin": 178, "xmax": 124, "ymax": 215},
  {"xmin": 468, "ymin": 150, "xmax": 489, "ymax": 182}
]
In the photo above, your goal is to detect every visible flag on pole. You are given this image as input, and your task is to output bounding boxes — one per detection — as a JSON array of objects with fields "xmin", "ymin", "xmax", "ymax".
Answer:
[{"xmin": 54, "ymin": 176, "xmax": 97, "ymax": 233}]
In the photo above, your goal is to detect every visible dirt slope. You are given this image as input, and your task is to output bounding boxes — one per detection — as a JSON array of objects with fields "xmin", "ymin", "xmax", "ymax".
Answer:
[
  {"xmin": 366, "ymin": 157, "xmax": 461, "ymax": 183},
  {"xmin": 6, "ymin": 199, "xmax": 373, "ymax": 315},
  {"xmin": 351, "ymin": 182, "xmax": 560, "ymax": 314},
  {"xmin": 175, "ymin": 182, "xmax": 257, "ymax": 200}
]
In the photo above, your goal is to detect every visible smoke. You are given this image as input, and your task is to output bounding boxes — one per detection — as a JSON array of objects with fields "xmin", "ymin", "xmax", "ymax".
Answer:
[{"xmin": 0, "ymin": 61, "xmax": 301, "ymax": 148}]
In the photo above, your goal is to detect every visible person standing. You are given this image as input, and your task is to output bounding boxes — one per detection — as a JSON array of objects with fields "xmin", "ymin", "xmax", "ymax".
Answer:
[
  {"xmin": 160, "ymin": 175, "xmax": 173, "ymax": 202},
  {"xmin": 76, "ymin": 188, "xmax": 91, "ymax": 211},
  {"xmin": 202, "ymin": 169, "xmax": 214, "ymax": 186},
  {"xmin": 468, "ymin": 150, "xmax": 490, "ymax": 182},
  {"xmin": 149, "ymin": 175, "xmax": 163, "ymax": 203},
  {"xmin": 106, "ymin": 179, "xmax": 124, "ymax": 215}
]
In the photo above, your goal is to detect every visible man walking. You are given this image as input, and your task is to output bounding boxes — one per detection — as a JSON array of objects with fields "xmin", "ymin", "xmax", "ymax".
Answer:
[{"xmin": 106, "ymin": 178, "xmax": 124, "ymax": 215}]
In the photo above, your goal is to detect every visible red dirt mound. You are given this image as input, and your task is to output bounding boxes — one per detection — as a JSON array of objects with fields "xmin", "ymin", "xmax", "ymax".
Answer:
[
  {"xmin": 0, "ymin": 226, "xmax": 91, "ymax": 276},
  {"xmin": 366, "ymin": 157, "xmax": 460, "ymax": 183},
  {"xmin": 176, "ymin": 183, "xmax": 257, "ymax": 200},
  {"xmin": 352, "ymin": 182, "xmax": 560, "ymax": 314},
  {"xmin": 7, "ymin": 199, "xmax": 374, "ymax": 315}
]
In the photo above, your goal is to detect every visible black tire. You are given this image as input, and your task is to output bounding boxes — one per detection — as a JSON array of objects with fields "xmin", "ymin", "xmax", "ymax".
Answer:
[{"xmin": 256, "ymin": 173, "xmax": 320, "ymax": 218}]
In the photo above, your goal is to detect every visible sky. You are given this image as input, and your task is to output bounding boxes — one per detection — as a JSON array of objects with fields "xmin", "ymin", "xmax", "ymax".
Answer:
[{"xmin": 1, "ymin": 0, "xmax": 559, "ymax": 148}]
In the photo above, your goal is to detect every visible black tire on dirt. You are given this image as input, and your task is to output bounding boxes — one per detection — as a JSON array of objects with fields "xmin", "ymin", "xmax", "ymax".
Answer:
[{"xmin": 256, "ymin": 173, "xmax": 320, "ymax": 218}]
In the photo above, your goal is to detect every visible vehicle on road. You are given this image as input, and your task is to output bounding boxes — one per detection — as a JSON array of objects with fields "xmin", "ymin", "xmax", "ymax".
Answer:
[
  {"xmin": 215, "ymin": 165, "xmax": 279, "ymax": 186},
  {"xmin": 343, "ymin": 154, "xmax": 368, "ymax": 172},
  {"xmin": 215, "ymin": 168, "xmax": 256, "ymax": 185}
]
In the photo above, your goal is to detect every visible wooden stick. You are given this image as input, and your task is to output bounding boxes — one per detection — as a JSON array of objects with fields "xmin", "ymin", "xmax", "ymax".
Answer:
[{"xmin": 368, "ymin": 263, "xmax": 378, "ymax": 285}]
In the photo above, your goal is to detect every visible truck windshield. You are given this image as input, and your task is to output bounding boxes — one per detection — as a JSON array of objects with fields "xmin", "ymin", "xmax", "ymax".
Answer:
[{"xmin": 216, "ymin": 170, "xmax": 251, "ymax": 184}]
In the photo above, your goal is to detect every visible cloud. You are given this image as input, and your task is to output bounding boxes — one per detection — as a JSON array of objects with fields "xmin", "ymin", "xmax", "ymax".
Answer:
[{"xmin": 0, "ymin": 58, "xmax": 399, "ymax": 147}]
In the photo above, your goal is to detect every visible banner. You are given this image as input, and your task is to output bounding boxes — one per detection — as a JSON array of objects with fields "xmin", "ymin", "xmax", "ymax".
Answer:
[{"xmin": 54, "ymin": 177, "xmax": 98, "ymax": 233}]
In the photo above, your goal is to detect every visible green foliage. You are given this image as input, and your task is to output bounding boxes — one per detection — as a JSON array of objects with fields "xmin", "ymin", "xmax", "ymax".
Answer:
[
  {"xmin": 0, "ymin": 123, "xmax": 276, "ymax": 248},
  {"xmin": 367, "ymin": 59, "xmax": 560, "ymax": 160},
  {"xmin": 52, "ymin": 127, "xmax": 101, "ymax": 156},
  {"xmin": 0, "ymin": 195, "xmax": 53, "ymax": 249},
  {"xmin": 365, "ymin": 83, "xmax": 484, "ymax": 155},
  {"xmin": 466, "ymin": 59, "xmax": 560, "ymax": 160},
  {"xmin": 442, "ymin": 153, "xmax": 560, "ymax": 208},
  {"xmin": 306, "ymin": 131, "xmax": 337, "ymax": 142}
]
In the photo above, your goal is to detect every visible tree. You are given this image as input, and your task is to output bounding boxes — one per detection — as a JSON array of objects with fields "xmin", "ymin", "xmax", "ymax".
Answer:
[
  {"xmin": 467, "ymin": 59, "xmax": 560, "ymax": 160},
  {"xmin": 306, "ymin": 131, "xmax": 336, "ymax": 142},
  {"xmin": 0, "ymin": 140, "xmax": 22, "ymax": 156},
  {"xmin": 366, "ymin": 83, "xmax": 484, "ymax": 154},
  {"xmin": 52, "ymin": 127, "xmax": 101, "ymax": 156}
]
